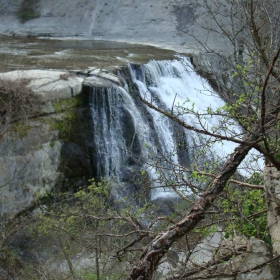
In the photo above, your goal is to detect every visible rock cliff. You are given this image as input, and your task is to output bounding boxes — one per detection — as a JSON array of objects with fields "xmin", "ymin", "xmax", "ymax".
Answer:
[
  {"xmin": 264, "ymin": 167, "xmax": 280, "ymax": 261},
  {"xmin": 0, "ymin": 0, "xmax": 230, "ymax": 54},
  {"xmin": 0, "ymin": 69, "xmax": 122, "ymax": 219}
]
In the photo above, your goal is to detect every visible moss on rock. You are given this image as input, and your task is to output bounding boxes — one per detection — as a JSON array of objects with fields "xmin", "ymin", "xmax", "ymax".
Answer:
[
  {"xmin": 11, "ymin": 121, "xmax": 32, "ymax": 139},
  {"xmin": 52, "ymin": 95, "xmax": 85, "ymax": 113},
  {"xmin": 16, "ymin": 0, "xmax": 40, "ymax": 23}
]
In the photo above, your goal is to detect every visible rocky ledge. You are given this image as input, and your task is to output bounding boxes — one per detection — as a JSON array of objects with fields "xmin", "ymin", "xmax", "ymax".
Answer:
[{"xmin": 0, "ymin": 69, "xmax": 121, "ymax": 219}]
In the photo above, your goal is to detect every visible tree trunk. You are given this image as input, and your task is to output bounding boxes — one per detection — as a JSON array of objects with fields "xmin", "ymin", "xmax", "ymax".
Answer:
[{"xmin": 128, "ymin": 137, "xmax": 255, "ymax": 280}]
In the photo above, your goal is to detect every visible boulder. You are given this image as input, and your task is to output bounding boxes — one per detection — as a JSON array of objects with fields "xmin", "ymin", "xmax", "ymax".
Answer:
[
  {"xmin": 0, "ymin": 70, "xmax": 84, "ymax": 101},
  {"xmin": 89, "ymin": 69, "xmax": 122, "ymax": 86},
  {"xmin": 157, "ymin": 233, "xmax": 279, "ymax": 280}
]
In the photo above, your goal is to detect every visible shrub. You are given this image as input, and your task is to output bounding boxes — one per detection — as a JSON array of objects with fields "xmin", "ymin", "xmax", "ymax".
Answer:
[{"xmin": 0, "ymin": 77, "xmax": 41, "ymax": 137}]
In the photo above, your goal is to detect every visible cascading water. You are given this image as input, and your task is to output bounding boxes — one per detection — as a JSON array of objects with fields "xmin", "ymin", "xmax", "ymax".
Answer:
[
  {"xmin": 89, "ymin": 57, "xmax": 245, "ymax": 200},
  {"xmin": 129, "ymin": 57, "xmax": 240, "ymax": 159},
  {"xmin": 90, "ymin": 84, "xmax": 155, "ymax": 199}
]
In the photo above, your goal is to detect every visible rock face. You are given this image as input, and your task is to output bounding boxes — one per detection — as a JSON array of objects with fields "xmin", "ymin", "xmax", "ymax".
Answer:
[
  {"xmin": 156, "ymin": 234, "xmax": 279, "ymax": 280},
  {"xmin": 0, "ymin": 0, "xmax": 230, "ymax": 54},
  {"xmin": 264, "ymin": 167, "xmax": 280, "ymax": 258},
  {"xmin": 0, "ymin": 69, "xmax": 122, "ymax": 219},
  {"xmin": 219, "ymin": 237, "xmax": 280, "ymax": 280}
]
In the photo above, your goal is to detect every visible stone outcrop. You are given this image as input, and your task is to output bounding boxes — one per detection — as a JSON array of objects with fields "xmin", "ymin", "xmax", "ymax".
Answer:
[
  {"xmin": 0, "ymin": 0, "xmax": 231, "ymax": 55},
  {"xmin": 0, "ymin": 69, "xmax": 121, "ymax": 219},
  {"xmin": 156, "ymin": 233, "xmax": 279, "ymax": 280},
  {"xmin": 0, "ymin": 70, "xmax": 84, "ymax": 219},
  {"xmin": 263, "ymin": 167, "xmax": 280, "ymax": 258}
]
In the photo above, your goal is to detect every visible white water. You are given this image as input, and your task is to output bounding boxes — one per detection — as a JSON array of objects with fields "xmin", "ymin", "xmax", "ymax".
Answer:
[
  {"xmin": 90, "ymin": 86, "xmax": 150, "ymax": 179},
  {"xmin": 131, "ymin": 57, "xmax": 241, "ymax": 159},
  {"xmin": 90, "ymin": 56, "xmax": 262, "ymax": 200}
]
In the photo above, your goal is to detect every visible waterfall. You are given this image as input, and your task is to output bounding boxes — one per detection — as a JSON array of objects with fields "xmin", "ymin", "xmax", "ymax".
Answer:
[
  {"xmin": 89, "ymin": 84, "xmax": 152, "ymax": 198},
  {"xmin": 130, "ymin": 57, "xmax": 241, "ymax": 159},
  {"xmin": 89, "ymin": 57, "xmax": 244, "ymax": 200}
]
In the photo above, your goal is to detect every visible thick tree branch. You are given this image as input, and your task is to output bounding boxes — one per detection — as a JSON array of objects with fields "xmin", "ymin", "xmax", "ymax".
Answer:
[
  {"xmin": 128, "ymin": 133, "xmax": 256, "ymax": 279},
  {"xmin": 137, "ymin": 92, "xmax": 256, "ymax": 146}
]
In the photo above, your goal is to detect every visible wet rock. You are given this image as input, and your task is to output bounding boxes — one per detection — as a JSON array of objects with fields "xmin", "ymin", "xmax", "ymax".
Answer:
[
  {"xmin": 263, "ymin": 167, "xmax": 280, "ymax": 258},
  {"xmin": 83, "ymin": 76, "xmax": 116, "ymax": 88},
  {"xmin": 89, "ymin": 70, "xmax": 122, "ymax": 86}
]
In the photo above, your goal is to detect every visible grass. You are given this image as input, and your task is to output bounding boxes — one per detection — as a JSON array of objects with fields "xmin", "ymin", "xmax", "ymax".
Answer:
[
  {"xmin": 12, "ymin": 122, "xmax": 31, "ymax": 139},
  {"xmin": 52, "ymin": 96, "xmax": 83, "ymax": 113}
]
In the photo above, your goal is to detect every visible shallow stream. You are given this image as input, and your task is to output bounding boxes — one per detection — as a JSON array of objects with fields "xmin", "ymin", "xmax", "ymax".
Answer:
[{"xmin": 0, "ymin": 35, "xmax": 175, "ymax": 72}]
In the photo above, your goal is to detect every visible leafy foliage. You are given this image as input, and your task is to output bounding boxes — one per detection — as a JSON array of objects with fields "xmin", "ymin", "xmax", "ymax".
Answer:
[
  {"xmin": 221, "ymin": 173, "xmax": 269, "ymax": 242},
  {"xmin": 23, "ymin": 179, "xmax": 156, "ymax": 279}
]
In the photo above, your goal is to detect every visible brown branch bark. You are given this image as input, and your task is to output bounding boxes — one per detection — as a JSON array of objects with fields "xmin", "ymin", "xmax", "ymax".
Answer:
[
  {"xmin": 137, "ymin": 93, "xmax": 254, "ymax": 146},
  {"xmin": 128, "ymin": 133, "xmax": 257, "ymax": 280}
]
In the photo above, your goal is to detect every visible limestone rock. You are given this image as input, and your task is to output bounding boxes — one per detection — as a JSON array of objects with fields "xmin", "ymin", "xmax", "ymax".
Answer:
[
  {"xmin": 0, "ymin": 140, "xmax": 63, "ymax": 218},
  {"xmin": 160, "ymin": 233, "xmax": 279, "ymax": 280},
  {"xmin": 235, "ymin": 237, "xmax": 279, "ymax": 280},
  {"xmin": 0, "ymin": 70, "xmax": 93, "ymax": 219},
  {"xmin": 263, "ymin": 167, "xmax": 280, "ymax": 257},
  {"xmin": 0, "ymin": 0, "xmax": 233, "ymax": 55},
  {"xmin": 0, "ymin": 70, "xmax": 84, "ymax": 101},
  {"xmin": 83, "ymin": 76, "xmax": 117, "ymax": 88},
  {"xmin": 89, "ymin": 70, "xmax": 122, "ymax": 86}
]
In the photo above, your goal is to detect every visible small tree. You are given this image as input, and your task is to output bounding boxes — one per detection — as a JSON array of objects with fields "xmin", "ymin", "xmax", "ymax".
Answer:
[{"xmin": 127, "ymin": 0, "xmax": 280, "ymax": 279}]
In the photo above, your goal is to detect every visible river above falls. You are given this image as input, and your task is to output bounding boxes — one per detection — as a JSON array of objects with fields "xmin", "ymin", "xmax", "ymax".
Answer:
[{"xmin": 0, "ymin": 35, "xmax": 176, "ymax": 72}]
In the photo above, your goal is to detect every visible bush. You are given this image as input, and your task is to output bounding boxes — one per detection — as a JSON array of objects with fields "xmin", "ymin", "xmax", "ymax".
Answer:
[{"xmin": 0, "ymin": 77, "xmax": 41, "ymax": 136}]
